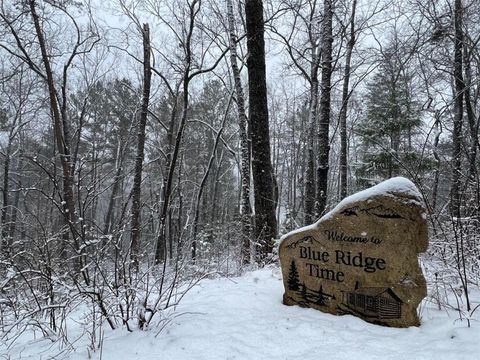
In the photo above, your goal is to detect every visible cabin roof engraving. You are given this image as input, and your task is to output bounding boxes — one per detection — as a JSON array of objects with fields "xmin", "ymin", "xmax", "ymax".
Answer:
[{"xmin": 347, "ymin": 287, "xmax": 403, "ymax": 303}]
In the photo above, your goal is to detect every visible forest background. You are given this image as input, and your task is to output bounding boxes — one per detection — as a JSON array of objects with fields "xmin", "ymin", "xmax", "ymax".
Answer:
[{"xmin": 0, "ymin": 0, "xmax": 478, "ymax": 352}]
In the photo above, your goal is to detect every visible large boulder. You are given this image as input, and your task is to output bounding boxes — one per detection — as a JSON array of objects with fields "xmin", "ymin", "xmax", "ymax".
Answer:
[{"xmin": 279, "ymin": 177, "xmax": 428, "ymax": 327}]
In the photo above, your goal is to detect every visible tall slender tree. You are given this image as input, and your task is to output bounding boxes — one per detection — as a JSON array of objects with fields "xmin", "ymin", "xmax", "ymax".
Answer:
[
  {"xmin": 339, "ymin": 0, "xmax": 357, "ymax": 199},
  {"xmin": 130, "ymin": 23, "xmax": 152, "ymax": 271},
  {"xmin": 245, "ymin": 0, "xmax": 278, "ymax": 257},
  {"xmin": 450, "ymin": 0, "xmax": 464, "ymax": 219},
  {"xmin": 226, "ymin": 0, "xmax": 253, "ymax": 263},
  {"xmin": 316, "ymin": 0, "xmax": 334, "ymax": 217}
]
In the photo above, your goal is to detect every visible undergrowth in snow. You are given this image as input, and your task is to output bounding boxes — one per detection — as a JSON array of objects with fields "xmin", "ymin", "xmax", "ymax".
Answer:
[{"xmin": 3, "ymin": 266, "xmax": 479, "ymax": 360}]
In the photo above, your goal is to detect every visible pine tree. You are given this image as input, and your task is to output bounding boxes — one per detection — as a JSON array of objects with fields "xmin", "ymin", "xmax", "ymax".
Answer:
[
  {"xmin": 355, "ymin": 46, "xmax": 430, "ymax": 188},
  {"xmin": 287, "ymin": 260, "xmax": 300, "ymax": 291}
]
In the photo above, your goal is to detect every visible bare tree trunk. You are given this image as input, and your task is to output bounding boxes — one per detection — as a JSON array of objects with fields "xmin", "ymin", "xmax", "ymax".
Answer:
[
  {"xmin": 463, "ymin": 42, "xmax": 479, "ymax": 191},
  {"xmin": 316, "ymin": 0, "xmax": 334, "ymax": 217},
  {"xmin": 431, "ymin": 113, "xmax": 442, "ymax": 212},
  {"xmin": 339, "ymin": 0, "xmax": 357, "ymax": 200},
  {"xmin": 304, "ymin": 59, "xmax": 320, "ymax": 225},
  {"xmin": 130, "ymin": 23, "xmax": 152, "ymax": 270},
  {"xmin": 245, "ymin": 0, "xmax": 278, "ymax": 258},
  {"xmin": 1, "ymin": 137, "xmax": 12, "ymax": 256},
  {"xmin": 104, "ymin": 113, "xmax": 134, "ymax": 235},
  {"xmin": 104, "ymin": 150, "xmax": 124, "ymax": 235},
  {"xmin": 155, "ymin": 83, "xmax": 188, "ymax": 266},
  {"xmin": 8, "ymin": 153, "xmax": 23, "ymax": 241},
  {"xmin": 451, "ymin": 0, "xmax": 471, "ymax": 313},
  {"xmin": 157, "ymin": 95, "xmax": 179, "ymax": 262},
  {"xmin": 450, "ymin": 0, "xmax": 464, "ymax": 219},
  {"xmin": 29, "ymin": 0, "xmax": 78, "ymax": 267},
  {"xmin": 175, "ymin": 156, "xmax": 184, "ymax": 257},
  {"xmin": 226, "ymin": 0, "xmax": 253, "ymax": 264},
  {"xmin": 155, "ymin": 1, "xmax": 199, "ymax": 264},
  {"xmin": 191, "ymin": 95, "xmax": 232, "ymax": 260},
  {"xmin": 303, "ymin": 2, "xmax": 322, "ymax": 226}
]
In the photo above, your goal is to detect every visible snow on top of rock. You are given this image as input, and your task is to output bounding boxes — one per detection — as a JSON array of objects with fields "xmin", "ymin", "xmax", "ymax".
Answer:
[
  {"xmin": 320, "ymin": 177, "xmax": 423, "ymax": 221},
  {"xmin": 337, "ymin": 176, "xmax": 419, "ymax": 205},
  {"xmin": 280, "ymin": 177, "xmax": 423, "ymax": 244},
  {"xmin": 279, "ymin": 222, "xmax": 318, "ymax": 243}
]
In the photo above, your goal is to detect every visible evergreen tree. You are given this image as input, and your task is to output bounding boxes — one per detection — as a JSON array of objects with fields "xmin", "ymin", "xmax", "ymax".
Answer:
[
  {"xmin": 287, "ymin": 260, "xmax": 300, "ymax": 291},
  {"xmin": 355, "ymin": 47, "xmax": 429, "ymax": 188},
  {"xmin": 70, "ymin": 78, "xmax": 137, "ymax": 168}
]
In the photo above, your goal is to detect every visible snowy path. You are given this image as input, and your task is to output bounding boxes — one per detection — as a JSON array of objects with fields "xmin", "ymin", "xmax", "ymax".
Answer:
[{"xmin": 5, "ymin": 268, "xmax": 479, "ymax": 359}]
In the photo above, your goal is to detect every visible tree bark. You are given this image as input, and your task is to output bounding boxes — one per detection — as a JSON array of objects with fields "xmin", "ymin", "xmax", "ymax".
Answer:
[
  {"xmin": 104, "ymin": 145, "xmax": 124, "ymax": 235},
  {"xmin": 1, "ymin": 136, "xmax": 12, "ymax": 257},
  {"xmin": 245, "ymin": 0, "xmax": 278, "ymax": 258},
  {"xmin": 304, "ymin": 41, "xmax": 320, "ymax": 225},
  {"xmin": 450, "ymin": 0, "xmax": 464, "ymax": 219},
  {"xmin": 316, "ymin": 0, "xmax": 334, "ymax": 217},
  {"xmin": 29, "ymin": 0, "xmax": 78, "ymax": 267},
  {"xmin": 157, "ymin": 94, "xmax": 179, "ymax": 262},
  {"xmin": 8, "ymin": 152, "xmax": 23, "ymax": 242},
  {"xmin": 130, "ymin": 23, "xmax": 152, "ymax": 270},
  {"xmin": 339, "ymin": 0, "xmax": 357, "ymax": 200},
  {"xmin": 431, "ymin": 112, "xmax": 442, "ymax": 212},
  {"xmin": 451, "ymin": 0, "xmax": 471, "ymax": 314},
  {"xmin": 463, "ymin": 42, "xmax": 479, "ymax": 185},
  {"xmin": 226, "ymin": 0, "xmax": 253, "ymax": 263}
]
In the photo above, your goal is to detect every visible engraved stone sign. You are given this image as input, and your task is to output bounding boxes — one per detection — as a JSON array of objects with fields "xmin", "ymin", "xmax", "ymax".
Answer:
[{"xmin": 279, "ymin": 177, "xmax": 428, "ymax": 327}]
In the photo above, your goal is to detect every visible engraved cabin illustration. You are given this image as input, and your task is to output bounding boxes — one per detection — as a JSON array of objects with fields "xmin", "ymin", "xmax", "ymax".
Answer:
[
  {"xmin": 340, "ymin": 285, "xmax": 403, "ymax": 320},
  {"xmin": 279, "ymin": 177, "xmax": 428, "ymax": 328}
]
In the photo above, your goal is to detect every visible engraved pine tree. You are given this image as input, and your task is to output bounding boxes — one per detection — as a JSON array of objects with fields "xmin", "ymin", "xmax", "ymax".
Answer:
[
  {"xmin": 287, "ymin": 260, "xmax": 300, "ymax": 291},
  {"xmin": 316, "ymin": 285, "xmax": 326, "ymax": 305},
  {"xmin": 300, "ymin": 283, "xmax": 307, "ymax": 300}
]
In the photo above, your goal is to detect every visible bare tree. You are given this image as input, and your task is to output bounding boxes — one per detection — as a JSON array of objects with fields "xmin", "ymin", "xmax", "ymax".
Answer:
[
  {"xmin": 316, "ymin": 0, "xmax": 334, "ymax": 217},
  {"xmin": 245, "ymin": 0, "xmax": 278, "ymax": 257},
  {"xmin": 0, "ymin": 0, "xmax": 100, "ymax": 275},
  {"xmin": 268, "ymin": 0, "xmax": 322, "ymax": 225},
  {"xmin": 0, "ymin": 64, "xmax": 35, "ymax": 256},
  {"xmin": 130, "ymin": 23, "xmax": 152, "ymax": 271},
  {"xmin": 450, "ymin": 0, "xmax": 464, "ymax": 218},
  {"xmin": 151, "ymin": 0, "xmax": 229, "ymax": 263},
  {"xmin": 226, "ymin": 0, "xmax": 253, "ymax": 263},
  {"xmin": 339, "ymin": 0, "xmax": 357, "ymax": 199}
]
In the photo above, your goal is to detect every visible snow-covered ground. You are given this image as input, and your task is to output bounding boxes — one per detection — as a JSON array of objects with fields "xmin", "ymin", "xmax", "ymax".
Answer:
[{"xmin": 4, "ymin": 267, "xmax": 479, "ymax": 360}]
